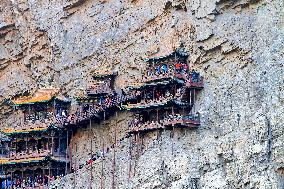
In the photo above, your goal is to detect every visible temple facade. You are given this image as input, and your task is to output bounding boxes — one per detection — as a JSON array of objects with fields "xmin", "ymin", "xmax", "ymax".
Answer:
[
  {"xmin": 123, "ymin": 49, "xmax": 203, "ymax": 135},
  {"xmin": 0, "ymin": 49, "xmax": 204, "ymax": 188},
  {"xmin": 0, "ymin": 88, "xmax": 70, "ymax": 188}
]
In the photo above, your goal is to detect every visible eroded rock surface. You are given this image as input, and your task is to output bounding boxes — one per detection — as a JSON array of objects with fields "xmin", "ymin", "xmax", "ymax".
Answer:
[{"xmin": 1, "ymin": 0, "xmax": 284, "ymax": 188}]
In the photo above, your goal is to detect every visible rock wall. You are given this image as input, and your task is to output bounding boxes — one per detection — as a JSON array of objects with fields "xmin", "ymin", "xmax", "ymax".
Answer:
[{"xmin": 1, "ymin": 0, "xmax": 284, "ymax": 188}]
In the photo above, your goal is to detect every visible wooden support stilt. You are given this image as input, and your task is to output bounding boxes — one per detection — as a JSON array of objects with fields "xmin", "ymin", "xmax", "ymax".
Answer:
[
  {"xmin": 29, "ymin": 104, "xmax": 31, "ymax": 117},
  {"xmin": 73, "ymin": 142, "xmax": 77, "ymax": 189},
  {"xmin": 37, "ymin": 139, "xmax": 39, "ymax": 154},
  {"xmin": 69, "ymin": 130, "xmax": 73, "ymax": 173},
  {"xmin": 141, "ymin": 133, "xmax": 144, "ymax": 153},
  {"xmin": 48, "ymin": 167, "xmax": 51, "ymax": 186},
  {"xmin": 100, "ymin": 137, "xmax": 105, "ymax": 189},
  {"xmin": 33, "ymin": 169, "xmax": 35, "ymax": 187},
  {"xmin": 51, "ymin": 136, "xmax": 54, "ymax": 155},
  {"xmin": 21, "ymin": 170, "xmax": 24, "ymax": 188},
  {"xmin": 15, "ymin": 141, "xmax": 17, "ymax": 158},
  {"xmin": 53, "ymin": 98, "xmax": 56, "ymax": 116},
  {"xmin": 128, "ymin": 136, "xmax": 132, "ymax": 181},
  {"xmin": 4, "ymin": 170, "xmax": 7, "ymax": 189},
  {"xmin": 156, "ymin": 109, "xmax": 159, "ymax": 140},
  {"xmin": 10, "ymin": 171, "xmax": 13, "ymax": 189},
  {"xmin": 189, "ymin": 90, "xmax": 192, "ymax": 114},
  {"xmin": 58, "ymin": 137, "xmax": 61, "ymax": 155},
  {"xmin": 112, "ymin": 112, "xmax": 118, "ymax": 189},
  {"xmin": 171, "ymin": 106, "xmax": 174, "ymax": 156},
  {"xmin": 22, "ymin": 110, "xmax": 25, "ymax": 125},
  {"xmin": 89, "ymin": 110, "xmax": 93, "ymax": 189},
  {"xmin": 133, "ymin": 133, "xmax": 139, "ymax": 177},
  {"xmin": 193, "ymin": 89, "xmax": 196, "ymax": 114},
  {"xmin": 65, "ymin": 131, "xmax": 69, "ymax": 175},
  {"xmin": 101, "ymin": 112, "xmax": 106, "ymax": 189}
]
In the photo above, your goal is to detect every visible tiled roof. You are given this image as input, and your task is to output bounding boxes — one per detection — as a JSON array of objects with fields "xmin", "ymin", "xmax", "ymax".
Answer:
[
  {"xmin": 11, "ymin": 87, "xmax": 59, "ymax": 105},
  {"xmin": 92, "ymin": 70, "xmax": 118, "ymax": 78}
]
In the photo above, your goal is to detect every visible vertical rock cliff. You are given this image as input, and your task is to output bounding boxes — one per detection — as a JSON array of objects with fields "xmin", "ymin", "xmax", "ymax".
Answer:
[{"xmin": 0, "ymin": 0, "xmax": 283, "ymax": 188}]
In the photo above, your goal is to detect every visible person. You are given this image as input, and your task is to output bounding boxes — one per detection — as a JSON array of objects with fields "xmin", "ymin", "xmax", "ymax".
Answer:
[
  {"xmin": 16, "ymin": 178, "xmax": 21, "ymax": 187},
  {"xmin": 156, "ymin": 91, "xmax": 161, "ymax": 98},
  {"xmin": 28, "ymin": 176, "xmax": 33, "ymax": 187},
  {"xmin": 99, "ymin": 96, "xmax": 105, "ymax": 105},
  {"xmin": 56, "ymin": 111, "xmax": 61, "ymax": 118},
  {"xmin": 175, "ymin": 62, "xmax": 182, "ymax": 73},
  {"xmin": 165, "ymin": 90, "xmax": 171, "ymax": 97},
  {"xmin": 147, "ymin": 69, "xmax": 152, "ymax": 77},
  {"xmin": 50, "ymin": 175, "xmax": 55, "ymax": 182},
  {"xmin": 121, "ymin": 89, "xmax": 126, "ymax": 96},
  {"xmin": 191, "ymin": 70, "xmax": 198, "ymax": 82},
  {"xmin": 62, "ymin": 110, "xmax": 67, "ymax": 118},
  {"xmin": 22, "ymin": 179, "xmax": 26, "ymax": 188},
  {"xmin": 155, "ymin": 65, "xmax": 161, "ymax": 75},
  {"xmin": 44, "ymin": 175, "xmax": 48, "ymax": 186},
  {"xmin": 195, "ymin": 112, "xmax": 200, "ymax": 121},
  {"xmin": 2, "ymin": 179, "xmax": 11, "ymax": 188},
  {"xmin": 183, "ymin": 63, "xmax": 188, "ymax": 73},
  {"xmin": 161, "ymin": 64, "xmax": 168, "ymax": 74}
]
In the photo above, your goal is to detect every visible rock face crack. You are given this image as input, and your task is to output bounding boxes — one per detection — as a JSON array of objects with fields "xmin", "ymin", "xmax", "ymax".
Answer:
[{"xmin": 266, "ymin": 116, "xmax": 272, "ymax": 162}]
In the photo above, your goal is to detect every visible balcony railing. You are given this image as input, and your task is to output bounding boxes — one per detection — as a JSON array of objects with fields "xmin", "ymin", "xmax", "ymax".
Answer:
[
  {"xmin": 8, "ymin": 150, "xmax": 51, "ymax": 160},
  {"xmin": 86, "ymin": 85, "xmax": 113, "ymax": 96},
  {"xmin": 59, "ymin": 93, "xmax": 140, "ymax": 126},
  {"xmin": 128, "ymin": 114, "xmax": 200, "ymax": 134},
  {"xmin": 2, "ymin": 114, "xmax": 65, "ymax": 136},
  {"xmin": 121, "ymin": 95, "xmax": 174, "ymax": 110},
  {"xmin": 185, "ymin": 76, "xmax": 204, "ymax": 89},
  {"xmin": 1, "ymin": 149, "xmax": 68, "ymax": 163}
]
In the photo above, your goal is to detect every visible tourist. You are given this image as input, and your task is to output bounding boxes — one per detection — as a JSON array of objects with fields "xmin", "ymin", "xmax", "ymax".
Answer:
[
  {"xmin": 183, "ymin": 63, "xmax": 188, "ymax": 73},
  {"xmin": 155, "ymin": 65, "xmax": 161, "ymax": 75},
  {"xmin": 191, "ymin": 70, "xmax": 199, "ymax": 82},
  {"xmin": 175, "ymin": 62, "xmax": 183, "ymax": 73},
  {"xmin": 161, "ymin": 64, "xmax": 168, "ymax": 74},
  {"xmin": 44, "ymin": 175, "xmax": 48, "ymax": 186},
  {"xmin": 62, "ymin": 110, "xmax": 67, "ymax": 118}
]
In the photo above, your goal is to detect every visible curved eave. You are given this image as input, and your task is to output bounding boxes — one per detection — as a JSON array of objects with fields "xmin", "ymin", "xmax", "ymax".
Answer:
[
  {"xmin": 0, "ymin": 156, "xmax": 69, "ymax": 166},
  {"xmin": 172, "ymin": 99, "xmax": 190, "ymax": 106},
  {"xmin": 144, "ymin": 77, "xmax": 184, "ymax": 85},
  {"xmin": 121, "ymin": 99, "xmax": 172, "ymax": 111},
  {"xmin": 144, "ymin": 50, "xmax": 188, "ymax": 63},
  {"xmin": 128, "ymin": 119, "xmax": 200, "ymax": 135},
  {"xmin": 11, "ymin": 94, "xmax": 70, "ymax": 107},
  {"xmin": 127, "ymin": 78, "xmax": 184, "ymax": 91},
  {"xmin": 86, "ymin": 92, "xmax": 110, "ymax": 97},
  {"xmin": 11, "ymin": 98, "xmax": 52, "ymax": 106},
  {"xmin": 121, "ymin": 98, "xmax": 190, "ymax": 111},
  {"xmin": 2, "ymin": 124, "xmax": 62, "ymax": 137},
  {"xmin": 92, "ymin": 71, "xmax": 118, "ymax": 79}
]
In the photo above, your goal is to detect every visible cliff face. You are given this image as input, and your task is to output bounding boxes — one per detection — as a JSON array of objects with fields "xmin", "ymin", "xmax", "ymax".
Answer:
[{"xmin": 1, "ymin": 0, "xmax": 284, "ymax": 188}]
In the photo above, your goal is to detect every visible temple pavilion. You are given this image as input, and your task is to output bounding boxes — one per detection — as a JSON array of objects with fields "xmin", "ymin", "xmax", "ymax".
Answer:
[
  {"xmin": 67, "ymin": 70, "xmax": 121, "ymax": 127},
  {"xmin": 0, "ymin": 87, "xmax": 70, "ymax": 188},
  {"xmin": 123, "ymin": 48, "xmax": 204, "ymax": 135},
  {"xmin": 0, "ymin": 49, "xmax": 205, "ymax": 187}
]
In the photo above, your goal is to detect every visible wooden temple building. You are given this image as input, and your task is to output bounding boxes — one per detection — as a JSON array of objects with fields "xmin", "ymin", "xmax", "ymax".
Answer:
[
  {"xmin": 0, "ymin": 87, "xmax": 70, "ymax": 188},
  {"xmin": 0, "ymin": 49, "xmax": 204, "ymax": 188},
  {"xmin": 68, "ymin": 70, "xmax": 119, "ymax": 127},
  {"xmin": 123, "ymin": 48, "xmax": 204, "ymax": 135},
  {"xmin": 68, "ymin": 69, "xmax": 139, "ymax": 127}
]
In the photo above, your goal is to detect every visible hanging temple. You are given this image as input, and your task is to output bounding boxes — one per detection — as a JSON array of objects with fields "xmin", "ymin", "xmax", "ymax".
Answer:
[{"xmin": 0, "ymin": 48, "xmax": 204, "ymax": 188}]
